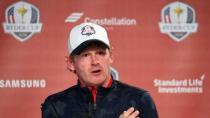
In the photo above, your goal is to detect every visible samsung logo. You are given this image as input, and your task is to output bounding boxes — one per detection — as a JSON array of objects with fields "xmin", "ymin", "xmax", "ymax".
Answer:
[{"xmin": 0, "ymin": 79, "xmax": 46, "ymax": 88}]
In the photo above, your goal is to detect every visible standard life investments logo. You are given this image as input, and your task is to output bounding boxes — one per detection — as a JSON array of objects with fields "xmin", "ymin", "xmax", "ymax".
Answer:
[
  {"xmin": 154, "ymin": 74, "xmax": 205, "ymax": 94},
  {"xmin": 65, "ymin": 12, "xmax": 137, "ymax": 26}
]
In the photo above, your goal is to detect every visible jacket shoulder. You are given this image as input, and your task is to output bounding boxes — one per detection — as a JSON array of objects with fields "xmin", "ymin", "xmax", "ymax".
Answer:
[
  {"xmin": 115, "ymin": 80, "xmax": 148, "ymax": 94},
  {"xmin": 44, "ymin": 85, "xmax": 78, "ymax": 103},
  {"xmin": 114, "ymin": 80, "xmax": 158, "ymax": 116}
]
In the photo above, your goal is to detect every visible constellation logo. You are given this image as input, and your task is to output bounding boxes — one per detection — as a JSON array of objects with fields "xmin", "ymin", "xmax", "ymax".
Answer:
[
  {"xmin": 159, "ymin": 1, "xmax": 198, "ymax": 42},
  {"xmin": 65, "ymin": 12, "xmax": 84, "ymax": 23},
  {"xmin": 65, "ymin": 12, "xmax": 137, "ymax": 26},
  {"xmin": 154, "ymin": 74, "xmax": 205, "ymax": 94},
  {"xmin": 2, "ymin": 1, "xmax": 42, "ymax": 42}
]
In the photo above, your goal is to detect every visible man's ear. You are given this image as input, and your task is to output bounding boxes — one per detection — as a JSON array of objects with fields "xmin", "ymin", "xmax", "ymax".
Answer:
[
  {"xmin": 109, "ymin": 47, "xmax": 114, "ymax": 63},
  {"xmin": 66, "ymin": 56, "xmax": 76, "ymax": 73}
]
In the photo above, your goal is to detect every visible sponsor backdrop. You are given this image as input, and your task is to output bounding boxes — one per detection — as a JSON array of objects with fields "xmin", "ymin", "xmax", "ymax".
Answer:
[{"xmin": 0, "ymin": 0, "xmax": 209, "ymax": 118}]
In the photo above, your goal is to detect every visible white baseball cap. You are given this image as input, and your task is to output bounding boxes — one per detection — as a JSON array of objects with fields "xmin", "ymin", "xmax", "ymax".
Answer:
[{"xmin": 68, "ymin": 22, "xmax": 110, "ymax": 55}]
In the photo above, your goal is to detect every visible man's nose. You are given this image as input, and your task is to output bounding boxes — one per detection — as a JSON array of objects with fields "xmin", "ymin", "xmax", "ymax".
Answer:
[{"xmin": 91, "ymin": 54, "xmax": 99, "ymax": 65}]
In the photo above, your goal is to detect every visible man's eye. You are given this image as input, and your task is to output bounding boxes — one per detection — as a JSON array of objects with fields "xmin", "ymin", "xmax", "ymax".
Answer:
[
  {"xmin": 81, "ymin": 53, "xmax": 89, "ymax": 57},
  {"xmin": 98, "ymin": 51, "xmax": 106, "ymax": 55}
]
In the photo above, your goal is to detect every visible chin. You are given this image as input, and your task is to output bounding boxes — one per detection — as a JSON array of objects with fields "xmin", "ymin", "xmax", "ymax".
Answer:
[{"xmin": 90, "ymin": 79, "xmax": 105, "ymax": 86}]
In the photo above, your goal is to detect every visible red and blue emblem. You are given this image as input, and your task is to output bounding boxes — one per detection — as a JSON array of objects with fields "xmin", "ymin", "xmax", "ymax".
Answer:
[
  {"xmin": 3, "ymin": 1, "xmax": 42, "ymax": 42},
  {"xmin": 159, "ymin": 1, "xmax": 198, "ymax": 42}
]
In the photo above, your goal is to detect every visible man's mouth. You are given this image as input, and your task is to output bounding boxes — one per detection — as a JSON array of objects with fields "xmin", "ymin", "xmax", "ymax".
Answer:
[{"xmin": 91, "ymin": 69, "xmax": 101, "ymax": 74}]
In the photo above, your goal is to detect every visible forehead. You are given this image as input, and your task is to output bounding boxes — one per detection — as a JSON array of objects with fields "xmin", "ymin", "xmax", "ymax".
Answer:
[
  {"xmin": 72, "ymin": 41, "xmax": 109, "ymax": 55},
  {"xmin": 82, "ymin": 43, "xmax": 107, "ymax": 51}
]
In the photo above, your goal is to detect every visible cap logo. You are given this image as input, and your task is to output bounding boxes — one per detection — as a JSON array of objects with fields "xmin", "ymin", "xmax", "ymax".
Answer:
[{"xmin": 81, "ymin": 25, "xmax": 95, "ymax": 36}]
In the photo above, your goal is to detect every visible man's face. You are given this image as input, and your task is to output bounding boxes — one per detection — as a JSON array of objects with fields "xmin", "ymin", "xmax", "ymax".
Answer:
[{"xmin": 69, "ymin": 43, "xmax": 113, "ymax": 87}]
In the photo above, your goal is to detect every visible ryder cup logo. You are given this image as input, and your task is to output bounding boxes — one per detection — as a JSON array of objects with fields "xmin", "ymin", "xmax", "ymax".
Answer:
[
  {"xmin": 159, "ymin": 1, "xmax": 198, "ymax": 42},
  {"xmin": 81, "ymin": 25, "xmax": 96, "ymax": 36},
  {"xmin": 3, "ymin": 1, "xmax": 42, "ymax": 42}
]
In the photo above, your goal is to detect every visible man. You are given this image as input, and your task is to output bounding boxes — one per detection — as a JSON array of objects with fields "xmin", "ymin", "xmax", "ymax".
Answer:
[{"xmin": 41, "ymin": 22, "xmax": 158, "ymax": 118}]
